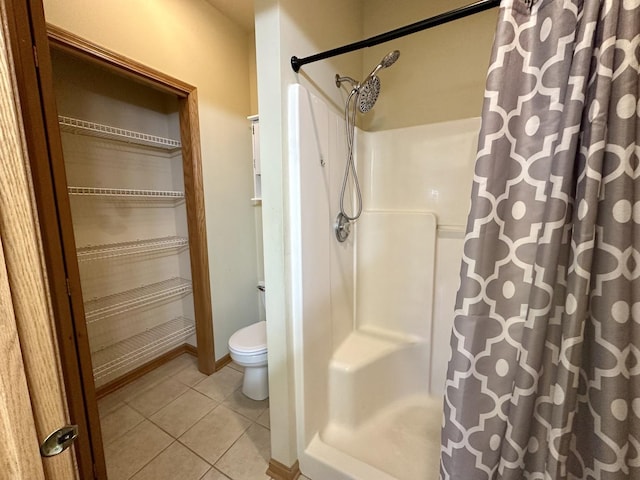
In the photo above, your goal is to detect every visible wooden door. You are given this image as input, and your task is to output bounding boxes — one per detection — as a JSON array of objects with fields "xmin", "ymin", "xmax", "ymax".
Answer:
[
  {"xmin": 4, "ymin": 0, "xmax": 216, "ymax": 477},
  {"xmin": 0, "ymin": 0, "xmax": 79, "ymax": 478}
]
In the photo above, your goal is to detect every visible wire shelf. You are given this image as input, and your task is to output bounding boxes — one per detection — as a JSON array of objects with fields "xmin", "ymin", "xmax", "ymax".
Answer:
[
  {"xmin": 67, "ymin": 186, "xmax": 184, "ymax": 198},
  {"xmin": 77, "ymin": 236, "xmax": 189, "ymax": 262},
  {"xmin": 92, "ymin": 316, "xmax": 195, "ymax": 381},
  {"xmin": 84, "ymin": 277, "xmax": 192, "ymax": 323},
  {"xmin": 58, "ymin": 115, "xmax": 182, "ymax": 151}
]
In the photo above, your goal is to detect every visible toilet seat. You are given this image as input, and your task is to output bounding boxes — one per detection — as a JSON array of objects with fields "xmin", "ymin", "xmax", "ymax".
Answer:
[{"xmin": 229, "ymin": 321, "xmax": 267, "ymax": 354}]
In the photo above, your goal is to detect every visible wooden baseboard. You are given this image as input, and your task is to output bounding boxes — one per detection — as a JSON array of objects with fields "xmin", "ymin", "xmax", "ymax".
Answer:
[
  {"xmin": 266, "ymin": 459, "xmax": 301, "ymax": 480},
  {"xmin": 215, "ymin": 353, "xmax": 232, "ymax": 371},
  {"xmin": 96, "ymin": 344, "xmax": 194, "ymax": 399}
]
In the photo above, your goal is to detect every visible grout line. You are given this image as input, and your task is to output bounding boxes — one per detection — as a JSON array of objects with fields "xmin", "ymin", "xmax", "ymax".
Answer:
[
  {"xmin": 175, "ymin": 436, "xmax": 215, "ymax": 468},
  {"xmin": 145, "ymin": 394, "xmax": 218, "ymax": 440},
  {"xmin": 105, "ymin": 358, "xmax": 276, "ymax": 480},
  {"xmin": 100, "ymin": 405, "xmax": 146, "ymax": 447},
  {"xmin": 124, "ymin": 436, "xmax": 176, "ymax": 480},
  {"xmin": 197, "ymin": 466, "xmax": 232, "ymax": 480}
]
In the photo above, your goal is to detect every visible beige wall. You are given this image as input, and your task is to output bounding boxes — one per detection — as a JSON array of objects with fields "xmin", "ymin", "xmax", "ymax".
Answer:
[
  {"xmin": 362, "ymin": 0, "xmax": 498, "ymax": 130},
  {"xmin": 43, "ymin": 0, "xmax": 259, "ymax": 361}
]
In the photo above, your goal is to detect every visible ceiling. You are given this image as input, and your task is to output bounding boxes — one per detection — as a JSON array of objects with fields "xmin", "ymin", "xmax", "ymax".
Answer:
[{"xmin": 205, "ymin": 0, "xmax": 255, "ymax": 32}]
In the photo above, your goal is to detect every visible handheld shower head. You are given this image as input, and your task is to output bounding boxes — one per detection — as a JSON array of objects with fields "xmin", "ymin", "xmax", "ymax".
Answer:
[
  {"xmin": 334, "ymin": 49, "xmax": 400, "ymax": 237},
  {"xmin": 380, "ymin": 50, "xmax": 401, "ymax": 68},
  {"xmin": 357, "ymin": 50, "xmax": 400, "ymax": 113},
  {"xmin": 363, "ymin": 50, "xmax": 401, "ymax": 83}
]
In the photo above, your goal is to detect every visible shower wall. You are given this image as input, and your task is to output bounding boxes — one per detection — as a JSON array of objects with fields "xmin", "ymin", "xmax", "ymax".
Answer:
[
  {"xmin": 358, "ymin": 118, "xmax": 480, "ymax": 393},
  {"xmin": 289, "ymin": 84, "xmax": 354, "ymax": 451},
  {"xmin": 290, "ymin": 83, "xmax": 481, "ymax": 478}
]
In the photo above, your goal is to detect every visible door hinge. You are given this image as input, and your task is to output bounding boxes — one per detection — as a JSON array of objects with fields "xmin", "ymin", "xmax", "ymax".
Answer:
[
  {"xmin": 33, "ymin": 45, "xmax": 39, "ymax": 68},
  {"xmin": 65, "ymin": 278, "xmax": 71, "ymax": 296}
]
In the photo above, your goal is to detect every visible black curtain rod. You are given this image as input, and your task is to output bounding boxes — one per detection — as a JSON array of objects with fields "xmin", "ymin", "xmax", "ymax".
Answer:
[{"xmin": 290, "ymin": 0, "xmax": 501, "ymax": 73}]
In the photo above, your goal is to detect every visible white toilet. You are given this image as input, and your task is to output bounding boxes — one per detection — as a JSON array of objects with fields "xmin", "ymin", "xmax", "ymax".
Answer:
[{"xmin": 228, "ymin": 320, "xmax": 268, "ymax": 401}]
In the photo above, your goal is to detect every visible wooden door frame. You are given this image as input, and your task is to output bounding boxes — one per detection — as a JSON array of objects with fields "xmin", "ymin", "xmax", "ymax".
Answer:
[
  {"xmin": 0, "ymin": 0, "xmax": 78, "ymax": 478},
  {"xmin": 6, "ymin": 1, "xmax": 216, "ymax": 478},
  {"xmin": 44, "ymin": 24, "xmax": 216, "ymax": 376}
]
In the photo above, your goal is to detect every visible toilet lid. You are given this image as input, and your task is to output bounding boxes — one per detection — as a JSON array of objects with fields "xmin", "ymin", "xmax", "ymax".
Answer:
[{"xmin": 229, "ymin": 321, "xmax": 267, "ymax": 354}]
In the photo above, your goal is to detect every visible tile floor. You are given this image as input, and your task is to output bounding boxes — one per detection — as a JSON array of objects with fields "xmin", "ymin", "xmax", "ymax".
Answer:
[{"xmin": 98, "ymin": 354, "xmax": 310, "ymax": 480}]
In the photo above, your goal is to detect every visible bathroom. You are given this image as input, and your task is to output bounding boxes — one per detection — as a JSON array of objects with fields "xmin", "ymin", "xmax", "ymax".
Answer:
[
  {"xmin": 7, "ymin": 0, "xmax": 627, "ymax": 479},
  {"xmin": 10, "ymin": 0, "xmax": 495, "ymax": 478}
]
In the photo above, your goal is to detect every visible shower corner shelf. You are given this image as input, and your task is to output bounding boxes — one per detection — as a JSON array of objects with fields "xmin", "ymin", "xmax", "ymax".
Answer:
[
  {"xmin": 84, "ymin": 277, "xmax": 193, "ymax": 323},
  {"xmin": 77, "ymin": 236, "xmax": 189, "ymax": 262},
  {"xmin": 58, "ymin": 115, "xmax": 182, "ymax": 152},
  {"xmin": 67, "ymin": 186, "xmax": 185, "ymax": 200},
  {"xmin": 92, "ymin": 315, "xmax": 195, "ymax": 384}
]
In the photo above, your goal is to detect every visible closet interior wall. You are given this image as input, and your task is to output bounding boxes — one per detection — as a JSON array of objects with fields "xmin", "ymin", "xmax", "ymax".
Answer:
[{"xmin": 51, "ymin": 49, "xmax": 197, "ymax": 388}]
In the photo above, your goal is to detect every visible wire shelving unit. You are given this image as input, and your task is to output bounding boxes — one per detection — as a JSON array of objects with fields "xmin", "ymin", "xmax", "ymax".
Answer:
[
  {"xmin": 84, "ymin": 277, "xmax": 193, "ymax": 323},
  {"xmin": 67, "ymin": 186, "xmax": 184, "ymax": 199},
  {"xmin": 92, "ymin": 316, "xmax": 195, "ymax": 382},
  {"xmin": 77, "ymin": 236, "xmax": 189, "ymax": 262},
  {"xmin": 58, "ymin": 115, "xmax": 182, "ymax": 152}
]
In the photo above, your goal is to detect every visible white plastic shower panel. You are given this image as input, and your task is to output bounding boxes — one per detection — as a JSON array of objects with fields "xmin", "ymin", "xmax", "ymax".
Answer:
[
  {"xmin": 359, "ymin": 118, "xmax": 480, "ymax": 226},
  {"xmin": 355, "ymin": 211, "xmax": 436, "ymax": 341},
  {"xmin": 358, "ymin": 118, "xmax": 481, "ymax": 395},
  {"xmin": 288, "ymin": 84, "xmax": 355, "ymax": 445}
]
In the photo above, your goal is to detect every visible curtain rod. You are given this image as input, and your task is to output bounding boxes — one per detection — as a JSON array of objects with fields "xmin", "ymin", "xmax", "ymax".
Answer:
[{"xmin": 290, "ymin": 0, "xmax": 501, "ymax": 73}]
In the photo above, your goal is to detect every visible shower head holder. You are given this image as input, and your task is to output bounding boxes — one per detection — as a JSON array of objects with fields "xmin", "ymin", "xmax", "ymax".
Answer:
[{"xmin": 335, "ymin": 74, "xmax": 358, "ymax": 89}]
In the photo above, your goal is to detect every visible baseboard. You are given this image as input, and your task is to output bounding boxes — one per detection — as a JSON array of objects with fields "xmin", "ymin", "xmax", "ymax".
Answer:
[
  {"xmin": 96, "ymin": 344, "xmax": 194, "ymax": 399},
  {"xmin": 184, "ymin": 343, "xmax": 198, "ymax": 356},
  {"xmin": 266, "ymin": 459, "xmax": 301, "ymax": 480},
  {"xmin": 215, "ymin": 353, "xmax": 232, "ymax": 371}
]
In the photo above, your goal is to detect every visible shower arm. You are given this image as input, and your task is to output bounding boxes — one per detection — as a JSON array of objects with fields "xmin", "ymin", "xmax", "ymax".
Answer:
[{"xmin": 290, "ymin": 0, "xmax": 501, "ymax": 73}]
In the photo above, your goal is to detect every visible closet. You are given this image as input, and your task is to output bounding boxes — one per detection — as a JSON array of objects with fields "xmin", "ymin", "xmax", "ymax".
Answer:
[{"xmin": 49, "ymin": 44, "xmax": 214, "ymax": 392}]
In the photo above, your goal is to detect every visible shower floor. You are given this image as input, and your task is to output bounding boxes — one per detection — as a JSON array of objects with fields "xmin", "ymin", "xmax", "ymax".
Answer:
[{"xmin": 320, "ymin": 394, "xmax": 443, "ymax": 480}]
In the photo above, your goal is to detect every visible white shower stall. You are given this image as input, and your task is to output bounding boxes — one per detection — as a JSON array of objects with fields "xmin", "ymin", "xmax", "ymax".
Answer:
[{"xmin": 288, "ymin": 83, "xmax": 480, "ymax": 479}]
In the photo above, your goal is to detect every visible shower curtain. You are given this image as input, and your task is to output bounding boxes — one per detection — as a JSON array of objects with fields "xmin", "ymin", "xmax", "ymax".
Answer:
[{"xmin": 441, "ymin": 0, "xmax": 640, "ymax": 479}]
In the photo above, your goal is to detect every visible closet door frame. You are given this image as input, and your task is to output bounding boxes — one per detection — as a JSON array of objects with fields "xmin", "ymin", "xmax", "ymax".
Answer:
[
  {"xmin": 43, "ymin": 27, "xmax": 219, "ymax": 373},
  {"xmin": 44, "ymin": 25, "xmax": 216, "ymax": 376}
]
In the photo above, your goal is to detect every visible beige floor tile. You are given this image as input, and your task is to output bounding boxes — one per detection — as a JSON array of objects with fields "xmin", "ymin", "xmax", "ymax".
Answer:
[
  {"xmin": 215, "ymin": 423, "xmax": 271, "ymax": 480},
  {"xmin": 227, "ymin": 361, "xmax": 244, "ymax": 373},
  {"xmin": 116, "ymin": 368, "xmax": 168, "ymax": 402},
  {"xmin": 97, "ymin": 391, "xmax": 126, "ymax": 418},
  {"xmin": 256, "ymin": 407, "xmax": 270, "ymax": 429},
  {"xmin": 100, "ymin": 403, "xmax": 145, "ymax": 445},
  {"xmin": 150, "ymin": 389, "xmax": 217, "ymax": 437},
  {"xmin": 222, "ymin": 388, "xmax": 269, "ymax": 421},
  {"xmin": 103, "ymin": 420, "xmax": 172, "ymax": 480},
  {"xmin": 179, "ymin": 405, "xmax": 252, "ymax": 464},
  {"xmin": 152, "ymin": 354, "xmax": 196, "ymax": 378},
  {"xmin": 173, "ymin": 363, "xmax": 209, "ymax": 387},
  {"xmin": 127, "ymin": 377, "xmax": 189, "ymax": 417},
  {"xmin": 130, "ymin": 441, "xmax": 210, "ymax": 480},
  {"xmin": 200, "ymin": 468, "xmax": 232, "ymax": 479},
  {"xmin": 194, "ymin": 366, "xmax": 243, "ymax": 402}
]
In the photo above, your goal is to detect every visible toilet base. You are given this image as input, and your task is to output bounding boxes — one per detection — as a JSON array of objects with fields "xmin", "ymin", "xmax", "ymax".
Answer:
[{"xmin": 242, "ymin": 364, "xmax": 269, "ymax": 401}]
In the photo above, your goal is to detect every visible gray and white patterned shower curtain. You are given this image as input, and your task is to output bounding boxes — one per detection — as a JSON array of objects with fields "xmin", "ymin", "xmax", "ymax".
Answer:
[{"xmin": 441, "ymin": 0, "xmax": 640, "ymax": 478}]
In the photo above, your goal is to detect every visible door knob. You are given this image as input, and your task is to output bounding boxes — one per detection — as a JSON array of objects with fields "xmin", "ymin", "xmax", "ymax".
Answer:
[{"xmin": 40, "ymin": 425, "xmax": 78, "ymax": 457}]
